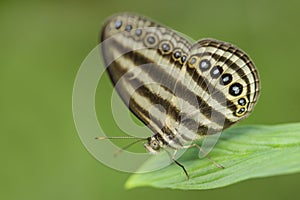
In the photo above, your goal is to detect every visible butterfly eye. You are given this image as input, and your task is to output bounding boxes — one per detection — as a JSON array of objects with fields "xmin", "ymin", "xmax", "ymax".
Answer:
[{"xmin": 151, "ymin": 140, "xmax": 160, "ymax": 150}]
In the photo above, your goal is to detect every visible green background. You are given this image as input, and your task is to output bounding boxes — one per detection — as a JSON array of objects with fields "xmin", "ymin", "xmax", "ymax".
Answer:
[{"xmin": 1, "ymin": 0, "xmax": 300, "ymax": 199}]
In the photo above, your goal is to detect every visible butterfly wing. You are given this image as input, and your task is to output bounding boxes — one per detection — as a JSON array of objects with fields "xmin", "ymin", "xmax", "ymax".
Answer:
[
  {"xmin": 176, "ymin": 39, "xmax": 260, "ymax": 137},
  {"xmin": 101, "ymin": 13, "xmax": 261, "ymax": 146},
  {"xmin": 101, "ymin": 13, "xmax": 192, "ymax": 137}
]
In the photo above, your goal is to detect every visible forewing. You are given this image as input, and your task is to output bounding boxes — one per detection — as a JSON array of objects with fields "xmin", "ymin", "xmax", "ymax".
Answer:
[{"xmin": 101, "ymin": 13, "xmax": 192, "ymax": 135}]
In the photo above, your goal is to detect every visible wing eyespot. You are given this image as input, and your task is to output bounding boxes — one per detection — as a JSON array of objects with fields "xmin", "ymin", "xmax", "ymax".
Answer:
[
  {"xmin": 220, "ymin": 73, "xmax": 233, "ymax": 85},
  {"xmin": 199, "ymin": 59, "xmax": 211, "ymax": 71},
  {"xmin": 238, "ymin": 97, "xmax": 247, "ymax": 106},
  {"xmin": 135, "ymin": 28, "xmax": 142, "ymax": 36},
  {"xmin": 180, "ymin": 55, "xmax": 187, "ymax": 64},
  {"xmin": 172, "ymin": 49, "xmax": 182, "ymax": 60},
  {"xmin": 158, "ymin": 41, "xmax": 173, "ymax": 55},
  {"xmin": 187, "ymin": 56, "xmax": 199, "ymax": 68},
  {"xmin": 236, "ymin": 107, "xmax": 247, "ymax": 116},
  {"xmin": 144, "ymin": 33, "xmax": 159, "ymax": 48},
  {"xmin": 210, "ymin": 65, "xmax": 223, "ymax": 79},
  {"xmin": 115, "ymin": 20, "xmax": 122, "ymax": 29},
  {"xmin": 125, "ymin": 24, "xmax": 132, "ymax": 32},
  {"xmin": 229, "ymin": 82, "xmax": 243, "ymax": 96}
]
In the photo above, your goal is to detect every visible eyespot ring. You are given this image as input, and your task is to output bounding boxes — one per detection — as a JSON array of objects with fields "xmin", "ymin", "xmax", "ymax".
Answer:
[
  {"xmin": 236, "ymin": 107, "xmax": 247, "ymax": 116},
  {"xmin": 143, "ymin": 33, "xmax": 159, "ymax": 48},
  {"xmin": 187, "ymin": 55, "xmax": 199, "ymax": 68},
  {"xmin": 199, "ymin": 59, "xmax": 211, "ymax": 71},
  {"xmin": 158, "ymin": 40, "xmax": 173, "ymax": 55},
  {"xmin": 172, "ymin": 49, "xmax": 182, "ymax": 61}
]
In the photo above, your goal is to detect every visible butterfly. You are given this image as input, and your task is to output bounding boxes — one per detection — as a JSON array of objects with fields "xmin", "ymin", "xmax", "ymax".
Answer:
[{"xmin": 98, "ymin": 13, "xmax": 260, "ymax": 178}]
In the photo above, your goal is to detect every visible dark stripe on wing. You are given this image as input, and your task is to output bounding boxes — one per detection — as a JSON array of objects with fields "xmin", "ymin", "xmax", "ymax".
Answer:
[{"xmin": 123, "ymin": 50, "xmax": 234, "ymax": 128}]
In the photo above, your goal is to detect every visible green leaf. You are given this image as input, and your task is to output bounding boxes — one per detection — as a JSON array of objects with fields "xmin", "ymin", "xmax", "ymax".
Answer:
[{"xmin": 125, "ymin": 123, "xmax": 300, "ymax": 190}]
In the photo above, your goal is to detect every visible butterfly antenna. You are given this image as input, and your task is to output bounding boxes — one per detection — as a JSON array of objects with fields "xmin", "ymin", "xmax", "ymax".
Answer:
[
  {"xmin": 95, "ymin": 136, "xmax": 147, "ymax": 156},
  {"xmin": 113, "ymin": 138, "xmax": 146, "ymax": 156},
  {"xmin": 95, "ymin": 136, "xmax": 143, "ymax": 140}
]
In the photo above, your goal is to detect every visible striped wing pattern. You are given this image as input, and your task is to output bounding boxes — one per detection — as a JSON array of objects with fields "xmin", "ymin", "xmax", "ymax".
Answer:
[{"xmin": 101, "ymin": 13, "xmax": 260, "ymax": 150}]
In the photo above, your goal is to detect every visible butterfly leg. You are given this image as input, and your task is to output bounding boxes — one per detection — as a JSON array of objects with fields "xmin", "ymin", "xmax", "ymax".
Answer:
[
  {"xmin": 183, "ymin": 144, "xmax": 224, "ymax": 169},
  {"xmin": 165, "ymin": 150, "xmax": 190, "ymax": 180}
]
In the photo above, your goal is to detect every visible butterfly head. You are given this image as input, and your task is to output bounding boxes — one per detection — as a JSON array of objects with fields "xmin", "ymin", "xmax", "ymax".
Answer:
[{"xmin": 144, "ymin": 136, "xmax": 163, "ymax": 154}]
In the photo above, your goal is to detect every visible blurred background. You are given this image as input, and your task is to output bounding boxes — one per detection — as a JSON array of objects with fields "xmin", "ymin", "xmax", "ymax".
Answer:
[{"xmin": 1, "ymin": 0, "xmax": 300, "ymax": 199}]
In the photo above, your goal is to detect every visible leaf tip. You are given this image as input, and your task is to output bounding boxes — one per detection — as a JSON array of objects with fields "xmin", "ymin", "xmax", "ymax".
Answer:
[{"xmin": 124, "ymin": 176, "xmax": 137, "ymax": 190}]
